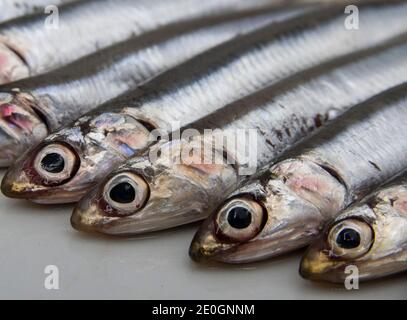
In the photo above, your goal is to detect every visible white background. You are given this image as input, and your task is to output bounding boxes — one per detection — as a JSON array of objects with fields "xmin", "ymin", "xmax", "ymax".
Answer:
[{"xmin": 0, "ymin": 169, "xmax": 405, "ymax": 300}]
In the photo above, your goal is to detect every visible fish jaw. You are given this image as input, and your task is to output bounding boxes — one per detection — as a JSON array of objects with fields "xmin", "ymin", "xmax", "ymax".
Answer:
[
  {"xmin": 189, "ymin": 215, "xmax": 237, "ymax": 263},
  {"xmin": 71, "ymin": 186, "xmax": 118, "ymax": 234},
  {"xmin": 1, "ymin": 112, "xmax": 152, "ymax": 203},
  {"xmin": 0, "ymin": 38, "xmax": 29, "ymax": 84},
  {"xmin": 0, "ymin": 91, "xmax": 48, "ymax": 168},
  {"xmin": 190, "ymin": 159, "xmax": 347, "ymax": 264},
  {"xmin": 72, "ymin": 138, "xmax": 238, "ymax": 235},
  {"xmin": 300, "ymin": 185, "xmax": 407, "ymax": 283},
  {"xmin": 299, "ymin": 235, "xmax": 347, "ymax": 283}
]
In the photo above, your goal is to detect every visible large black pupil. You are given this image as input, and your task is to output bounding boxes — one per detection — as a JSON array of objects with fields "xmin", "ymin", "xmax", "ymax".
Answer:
[
  {"xmin": 109, "ymin": 182, "xmax": 136, "ymax": 204},
  {"xmin": 41, "ymin": 153, "xmax": 65, "ymax": 173},
  {"xmin": 227, "ymin": 207, "xmax": 252, "ymax": 229},
  {"xmin": 336, "ymin": 228, "xmax": 361, "ymax": 249}
]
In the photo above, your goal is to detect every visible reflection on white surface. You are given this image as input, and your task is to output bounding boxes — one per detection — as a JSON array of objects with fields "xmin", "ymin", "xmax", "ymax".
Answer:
[{"xmin": 0, "ymin": 169, "xmax": 405, "ymax": 299}]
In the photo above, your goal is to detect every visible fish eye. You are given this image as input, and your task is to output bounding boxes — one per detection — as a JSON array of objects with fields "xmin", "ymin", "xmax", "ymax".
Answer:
[
  {"xmin": 336, "ymin": 228, "xmax": 360, "ymax": 249},
  {"xmin": 103, "ymin": 172, "xmax": 149, "ymax": 216},
  {"xmin": 215, "ymin": 198, "xmax": 266, "ymax": 242},
  {"xmin": 328, "ymin": 219, "xmax": 374, "ymax": 260},
  {"xmin": 41, "ymin": 153, "xmax": 65, "ymax": 173},
  {"xmin": 34, "ymin": 143, "xmax": 79, "ymax": 184},
  {"xmin": 227, "ymin": 207, "xmax": 252, "ymax": 229},
  {"xmin": 109, "ymin": 182, "xmax": 136, "ymax": 204}
]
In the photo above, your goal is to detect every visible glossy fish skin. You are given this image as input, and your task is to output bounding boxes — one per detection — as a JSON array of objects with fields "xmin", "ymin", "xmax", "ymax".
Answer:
[
  {"xmin": 300, "ymin": 172, "xmax": 407, "ymax": 283},
  {"xmin": 0, "ymin": 0, "xmax": 284, "ymax": 85},
  {"xmin": 190, "ymin": 83, "xmax": 407, "ymax": 264},
  {"xmin": 0, "ymin": 6, "xmax": 313, "ymax": 202},
  {"xmin": 72, "ymin": 35, "xmax": 407, "ymax": 236},
  {"xmin": 0, "ymin": 9, "xmax": 294, "ymax": 168},
  {"xmin": 0, "ymin": 0, "xmax": 76, "ymax": 23},
  {"xmin": 191, "ymin": 83, "xmax": 407, "ymax": 263},
  {"xmin": 5, "ymin": 1, "xmax": 407, "ymax": 205}
]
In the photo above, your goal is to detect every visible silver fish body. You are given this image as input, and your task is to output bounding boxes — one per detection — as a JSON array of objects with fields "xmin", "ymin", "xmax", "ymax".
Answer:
[
  {"xmin": 4, "ymin": 1, "xmax": 407, "ymax": 205},
  {"xmin": 300, "ymin": 172, "xmax": 407, "ymax": 283},
  {"xmin": 0, "ymin": 0, "xmax": 76, "ymax": 23},
  {"xmin": 71, "ymin": 34, "xmax": 407, "ymax": 236},
  {"xmin": 190, "ymin": 83, "xmax": 407, "ymax": 264},
  {"xmin": 0, "ymin": 9, "xmax": 293, "ymax": 167},
  {"xmin": 0, "ymin": 0, "xmax": 285, "ymax": 84}
]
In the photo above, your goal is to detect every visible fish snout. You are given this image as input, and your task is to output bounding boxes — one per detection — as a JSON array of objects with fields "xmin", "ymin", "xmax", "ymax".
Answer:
[
  {"xmin": 189, "ymin": 239, "xmax": 211, "ymax": 263},
  {"xmin": 71, "ymin": 178, "xmax": 130, "ymax": 235},
  {"xmin": 189, "ymin": 236, "xmax": 223, "ymax": 264},
  {"xmin": 70, "ymin": 207, "xmax": 100, "ymax": 234},
  {"xmin": 0, "ymin": 41, "xmax": 29, "ymax": 84},
  {"xmin": 71, "ymin": 190, "xmax": 107, "ymax": 234},
  {"xmin": 0, "ymin": 169, "xmax": 15, "ymax": 197},
  {"xmin": 1, "ymin": 156, "xmax": 38, "ymax": 198},
  {"xmin": 299, "ymin": 239, "xmax": 345, "ymax": 283},
  {"xmin": 189, "ymin": 218, "xmax": 234, "ymax": 263}
]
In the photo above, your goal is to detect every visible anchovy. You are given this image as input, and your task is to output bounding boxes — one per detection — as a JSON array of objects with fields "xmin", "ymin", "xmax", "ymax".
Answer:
[
  {"xmin": 70, "ymin": 35, "xmax": 407, "ymax": 236},
  {"xmin": 0, "ymin": 0, "xmax": 76, "ymax": 23},
  {"xmin": 0, "ymin": 9, "xmax": 293, "ymax": 167},
  {"xmin": 190, "ymin": 82, "xmax": 407, "ymax": 264},
  {"xmin": 0, "ymin": 0, "xmax": 285, "ymax": 84},
  {"xmin": 4, "ymin": 2, "xmax": 407, "ymax": 206},
  {"xmin": 300, "ymin": 171, "xmax": 407, "ymax": 283}
]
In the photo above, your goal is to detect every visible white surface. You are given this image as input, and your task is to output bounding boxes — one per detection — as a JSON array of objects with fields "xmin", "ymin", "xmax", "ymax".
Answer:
[{"xmin": 0, "ymin": 169, "xmax": 405, "ymax": 300}]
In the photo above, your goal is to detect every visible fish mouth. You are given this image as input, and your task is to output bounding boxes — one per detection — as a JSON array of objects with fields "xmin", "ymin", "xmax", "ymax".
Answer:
[
  {"xmin": 0, "ymin": 39, "xmax": 29, "ymax": 84},
  {"xmin": 71, "ymin": 206, "xmax": 105, "ymax": 235},
  {"xmin": 1, "ymin": 153, "xmax": 50, "ymax": 200},
  {"xmin": 189, "ymin": 239, "xmax": 217, "ymax": 264},
  {"xmin": 70, "ymin": 187, "xmax": 116, "ymax": 234},
  {"xmin": 189, "ymin": 217, "xmax": 238, "ymax": 263},
  {"xmin": 70, "ymin": 168, "xmax": 159, "ymax": 236},
  {"xmin": 299, "ymin": 239, "xmax": 346, "ymax": 283},
  {"xmin": 189, "ymin": 239, "xmax": 231, "ymax": 264},
  {"xmin": 189, "ymin": 223, "xmax": 313, "ymax": 264},
  {"xmin": 70, "ymin": 173, "xmax": 144, "ymax": 236},
  {"xmin": 0, "ymin": 92, "xmax": 48, "ymax": 168},
  {"xmin": 71, "ymin": 188, "xmax": 144, "ymax": 236}
]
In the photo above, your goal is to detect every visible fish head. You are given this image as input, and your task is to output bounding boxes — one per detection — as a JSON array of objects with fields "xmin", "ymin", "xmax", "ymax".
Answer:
[
  {"xmin": 0, "ymin": 90, "xmax": 48, "ymax": 167},
  {"xmin": 0, "ymin": 37, "xmax": 29, "ymax": 84},
  {"xmin": 1, "ymin": 111, "xmax": 152, "ymax": 203},
  {"xmin": 300, "ymin": 184, "xmax": 407, "ymax": 283},
  {"xmin": 190, "ymin": 159, "xmax": 347, "ymax": 264},
  {"xmin": 71, "ymin": 137, "xmax": 238, "ymax": 235}
]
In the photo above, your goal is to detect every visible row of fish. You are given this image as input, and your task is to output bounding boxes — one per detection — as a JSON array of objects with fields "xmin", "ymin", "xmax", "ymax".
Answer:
[{"xmin": 0, "ymin": 0, "xmax": 406, "ymax": 284}]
